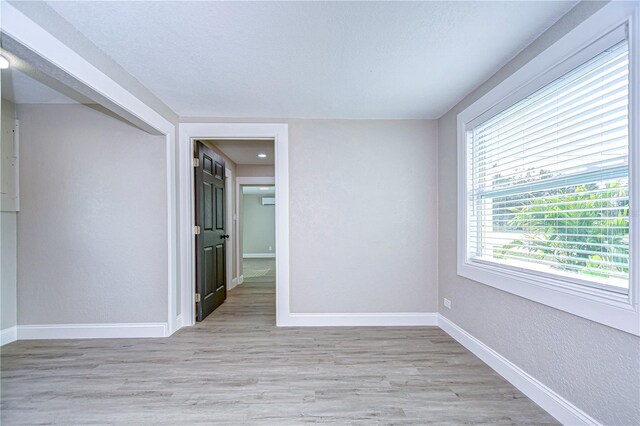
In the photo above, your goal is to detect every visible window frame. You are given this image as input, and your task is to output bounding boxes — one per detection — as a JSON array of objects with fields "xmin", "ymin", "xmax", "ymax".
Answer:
[{"xmin": 456, "ymin": 1, "xmax": 640, "ymax": 336}]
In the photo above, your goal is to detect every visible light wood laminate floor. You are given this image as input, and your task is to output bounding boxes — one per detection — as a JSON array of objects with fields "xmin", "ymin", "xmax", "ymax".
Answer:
[{"xmin": 1, "ymin": 281, "xmax": 557, "ymax": 425}]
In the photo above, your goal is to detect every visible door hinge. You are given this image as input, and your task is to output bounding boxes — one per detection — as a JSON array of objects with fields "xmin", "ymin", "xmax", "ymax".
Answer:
[
  {"xmin": 194, "ymin": 225, "xmax": 201, "ymax": 235},
  {"xmin": 195, "ymin": 293, "xmax": 201, "ymax": 303},
  {"xmin": 193, "ymin": 158, "xmax": 200, "ymax": 168}
]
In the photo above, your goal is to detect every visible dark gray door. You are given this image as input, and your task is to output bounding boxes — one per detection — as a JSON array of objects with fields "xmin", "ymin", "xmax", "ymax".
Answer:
[{"xmin": 194, "ymin": 141, "xmax": 228, "ymax": 321}]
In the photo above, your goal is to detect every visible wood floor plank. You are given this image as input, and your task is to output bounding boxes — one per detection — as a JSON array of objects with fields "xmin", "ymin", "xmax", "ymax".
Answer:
[{"xmin": 1, "ymin": 280, "xmax": 557, "ymax": 425}]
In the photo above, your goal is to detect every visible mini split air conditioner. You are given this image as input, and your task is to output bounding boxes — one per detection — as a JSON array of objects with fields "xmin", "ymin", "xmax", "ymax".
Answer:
[{"xmin": 261, "ymin": 197, "xmax": 275, "ymax": 205}]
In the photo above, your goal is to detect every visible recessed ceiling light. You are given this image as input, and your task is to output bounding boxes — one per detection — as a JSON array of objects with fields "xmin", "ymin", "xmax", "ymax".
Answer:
[
  {"xmin": 258, "ymin": 153, "xmax": 267, "ymax": 158},
  {"xmin": 259, "ymin": 187, "xmax": 269, "ymax": 191},
  {"xmin": 0, "ymin": 55, "xmax": 9, "ymax": 70}
]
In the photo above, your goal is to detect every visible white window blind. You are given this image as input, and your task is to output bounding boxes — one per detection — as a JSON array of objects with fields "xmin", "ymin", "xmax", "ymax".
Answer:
[{"xmin": 466, "ymin": 39, "xmax": 630, "ymax": 293}]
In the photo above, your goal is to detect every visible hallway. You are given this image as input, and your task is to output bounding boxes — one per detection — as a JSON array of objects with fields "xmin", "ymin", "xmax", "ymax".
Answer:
[
  {"xmin": 242, "ymin": 258, "xmax": 276, "ymax": 283},
  {"xmin": 1, "ymin": 280, "xmax": 555, "ymax": 424}
]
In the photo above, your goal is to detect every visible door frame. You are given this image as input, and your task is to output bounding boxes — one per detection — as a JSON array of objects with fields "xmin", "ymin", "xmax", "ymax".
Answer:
[
  {"xmin": 236, "ymin": 176, "xmax": 276, "ymax": 283},
  {"xmin": 179, "ymin": 123, "xmax": 290, "ymax": 327},
  {"xmin": 225, "ymin": 167, "xmax": 235, "ymax": 291}
]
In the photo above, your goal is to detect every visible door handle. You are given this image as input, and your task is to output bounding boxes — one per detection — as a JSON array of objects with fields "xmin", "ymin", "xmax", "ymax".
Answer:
[{"xmin": 220, "ymin": 235, "xmax": 229, "ymax": 239}]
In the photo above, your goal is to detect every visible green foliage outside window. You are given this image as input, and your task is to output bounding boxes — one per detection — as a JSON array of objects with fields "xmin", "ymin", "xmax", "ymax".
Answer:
[{"xmin": 494, "ymin": 182, "xmax": 629, "ymax": 280}]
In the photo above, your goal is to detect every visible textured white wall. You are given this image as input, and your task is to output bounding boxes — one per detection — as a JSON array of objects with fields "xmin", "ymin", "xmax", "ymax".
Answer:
[
  {"xmin": 182, "ymin": 117, "xmax": 440, "ymax": 313},
  {"xmin": 289, "ymin": 119, "xmax": 438, "ymax": 313},
  {"xmin": 1, "ymin": 100, "xmax": 18, "ymax": 332},
  {"xmin": 437, "ymin": 2, "xmax": 640, "ymax": 424},
  {"xmin": 1, "ymin": 99, "xmax": 19, "ymax": 211},
  {"xmin": 1, "ymin": 212, "xmax": 17, "ymax": 331},
  {"xmin": 17, "ymin": 104, "xmax": 168, "ymax": 325},
  {"xmin": 242, "ymin": 194, "xmax": 275, "ymax": 255}
]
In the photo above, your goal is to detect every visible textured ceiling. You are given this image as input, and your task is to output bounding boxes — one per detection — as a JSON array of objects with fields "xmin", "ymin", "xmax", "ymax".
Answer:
[{"xmin": 46, "ymin": 1, "xmax": 576, "ymax": 119}]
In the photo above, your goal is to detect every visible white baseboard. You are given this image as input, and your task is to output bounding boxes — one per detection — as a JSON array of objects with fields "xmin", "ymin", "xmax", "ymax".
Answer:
[
  {"xmin": 243, "ymin": 253, "xmax": 275, "ymax": 258},
  {"xmin": 1, "ymin": 326, "xmax": 18, "ymax": 346},
  {"xmin": 229, "ymin": 277, "xmax": 238, "ymax": 290},
  {"xmin": 172, "ymin": 315, "xmax": 183, "ymax": 334},
  {"xmin": 17, "ymin": 322, "xmax": 168, "ymax": 340},
  {"xmin": 438, "ymin": 315, "xmax": 600, "ymax": 426},
  {"xmin": 229, "ymin": 275, "xmax": 245, "ymax": 288},
  {"xmin": 282, "ymin": 312, "xmax": 438, "ymax": 327}
]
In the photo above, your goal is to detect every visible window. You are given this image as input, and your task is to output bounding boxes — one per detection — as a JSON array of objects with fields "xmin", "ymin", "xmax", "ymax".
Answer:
[
  {"xmin": 466, "ymin": 40, "xmax": 630, "ymax": 293},
  {"xmin": 457, "ymin": 1, "xmax": 639, "ymax": 336}
]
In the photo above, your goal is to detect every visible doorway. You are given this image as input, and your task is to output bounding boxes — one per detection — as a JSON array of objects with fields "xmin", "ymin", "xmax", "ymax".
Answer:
[
  {"xmin": 192, "ymin": 140, "xmax": 276, "ymax": 322},
  {"xmin": 182, "ymin": 128, "xmax": 288, "ymax": 326},
  {"xmin": 240, "ymin": 184, "xmax": 276, "ymax": 285}
]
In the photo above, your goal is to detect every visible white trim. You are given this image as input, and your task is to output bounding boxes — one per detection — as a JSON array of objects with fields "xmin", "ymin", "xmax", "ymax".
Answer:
[
  {"xmin": 629, "ymin": 0, "xmax": 640, "ymax": 334},
  {"xmin": 225, "ymin": 167, "xmax": 234, "ymax": 292},
  {"xmin": 17, "ymin": 323, "xmax": 168, "ymax": 340},
  {"xmin": 1, "ymin": 326, "xmax": 18, "ymax": 346},
  {"xmin": 456, "ymin": 1, "xmax": 640, "ymax": 336},
  {"xmin": 2, "ymin": 3, "xmax": 180, "ymax": 337},
  {"xmin": 243, "ymin": 253, "xmax": 276, "ymax": 259},
  {"xmin": 438, "ymin": 315, "xmax": 601, "ymax": 426},
  {"xmin": 230, "ymin": 277, "xmax": 239, "ymax": 290},
  {"xmin": 284, "ymin": 313, "xmax": 438, "ymax": 327},
  {"xmin": 178, "ymin": 124, "xmax": 289, "ymax": 327}
]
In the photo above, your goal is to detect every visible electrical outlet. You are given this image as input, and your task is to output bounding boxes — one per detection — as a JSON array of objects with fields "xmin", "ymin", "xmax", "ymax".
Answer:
[
  {"xmin": 269, "ymin": 246, "xmax": 273, "ymax": 251},
  {"xmin": 443, "ymin": 298, "xmax": 452, "ymax": 309}
]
